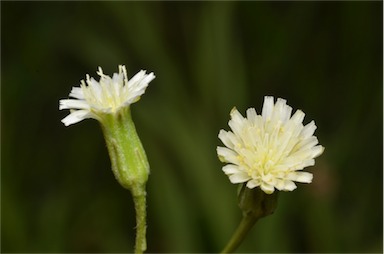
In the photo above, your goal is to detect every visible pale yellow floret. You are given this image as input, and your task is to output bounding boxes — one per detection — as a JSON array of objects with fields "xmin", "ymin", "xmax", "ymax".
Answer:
[{"xmin": 217, "ymin": 96, "xmax": 324, "ymax": 194}]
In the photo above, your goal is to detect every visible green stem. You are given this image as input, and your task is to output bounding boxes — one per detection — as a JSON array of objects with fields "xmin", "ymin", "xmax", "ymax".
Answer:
[
  {"xmin": 132, "ymin": 185, "xmax": 147, "ymax": 254},
  {"xmin": 221, "ymin": 215, "xmax": 258, "ymax": 253}
]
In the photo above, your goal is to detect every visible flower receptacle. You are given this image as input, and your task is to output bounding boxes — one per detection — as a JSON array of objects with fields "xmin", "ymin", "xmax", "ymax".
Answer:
[{"xmin": 238, "ymin": 184, "xmax": 279, "ymax": 219}]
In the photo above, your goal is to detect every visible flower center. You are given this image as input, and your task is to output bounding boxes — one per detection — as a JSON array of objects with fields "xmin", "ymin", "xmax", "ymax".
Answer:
[{"xmin": 81, "ymin": 75, "xmax": 126, "ymax": 113}]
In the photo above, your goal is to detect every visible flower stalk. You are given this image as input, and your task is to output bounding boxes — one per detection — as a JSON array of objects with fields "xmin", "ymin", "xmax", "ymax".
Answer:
[
  {"xmin": 222, "ymin": 185, "xmax": 279, "ymax": 253},
  {"xmin": 132, "ymin": 186, "xmax": 147, "ymax": 254},
  {"xmin": 221, "ymin": 214, "xmax": 258, "ymax": 253}
]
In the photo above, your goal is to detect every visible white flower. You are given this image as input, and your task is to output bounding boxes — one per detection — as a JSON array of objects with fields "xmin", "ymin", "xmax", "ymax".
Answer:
[
  {"xmin": 217, "ymin": 96, "xmax": 324, "ymax": 194},
  {"xmin": 59, "ymin": 65, "xmax": 155, "ymax": 126}
]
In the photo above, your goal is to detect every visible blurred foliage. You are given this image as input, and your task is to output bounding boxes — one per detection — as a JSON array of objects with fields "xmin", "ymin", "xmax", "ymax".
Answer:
[{"xmin": 1, "ymin": 1, "xmax": 383, "ymax": 253}]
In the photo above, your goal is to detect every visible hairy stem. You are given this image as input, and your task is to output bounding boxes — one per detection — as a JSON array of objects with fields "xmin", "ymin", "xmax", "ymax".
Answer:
[{"xmin": 132, "ymin": 185, "xmax": 147, "ymax": 254}]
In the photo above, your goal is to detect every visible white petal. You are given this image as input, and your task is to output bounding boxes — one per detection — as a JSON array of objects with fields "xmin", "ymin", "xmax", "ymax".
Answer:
[
  {"xmin": 112, "ymin": 73, "xmax": 123, "ymax": 95},
  {"xmin": 229, "ymin": 108, "xmax": 245, "ymax": 136},
  {"xmin": 69, "ymin": 87, "xmax": 85, "ymax": 99},
  {"xmin": 300, "ymin": 159, "xmax": 315, "ymax": 168},
  {"xmin": 218, "ymin": 130, "xmax": 236, "ymax": 149},
  {"xmin": 301, "ymin": 121, "xmax": 317, "ymax": 138},
  {"xmin": 222, "ymin": 165, "xmax": 241, "ymax": 174},
  {"xmin": 127, "ymin": 70, "xmax": 146, "ymax": 86},
  {"xmin": 59, "ymin": 99, "xmax": 90, "ymax": 110},
  {"xmin": 142, "ymin": 72, "xmax": 156, "ymax": 84},
  {"xmin": 246, "ymin": 108, "xmax": 257, "ymax": 124},
  {"xmin": 217, "ymin": 147, "xmax": 238, "ymax": 164},
  {"xmin": 291, "ymin": 110, "xmax": 305, "ymax": 124},
  {"xmin": 312, "ymin": 145, "xmax": 325, "ymax": 158},
  {"xmin": 131, "ymin": 77, "xmax": 149, "ymax": 94},
  {"xmin": 275, "ymin": 98, "xmax": 292, "ymax": 123},
  {"xmin": 61, "ymin": 110, "xmax": 91, "ymax": 126},
  {"xmin": 287, "ymin": 172, "xmax": 313, "ymax": 183},
  {"xmin": 246, "ymin": 179, "xmax": 260, "ymax": 189},
  {"xmin": 126, "ymin": 91, "xmax": 145, "ymax": 104},
  {"xmin": 275, "ymin": 179, "xmax": 285, "ymax": 190},
  {"xmin": 295, "ymin": 172, "xmax": 313, "ymax": 183},
  {"xmin": 283, "ymin": 105, "xmax": 293, "ymax": 122},
  {"xmin": 281, "ymin": 180, "xmax": 297, "ymax": 191},
  {"xmin": 262, "ymin": 96, "xmax": 274, "ymax": 120},
  {"xmin": 272, "ymin": 98, "xmax": 288, "ymax": 122},
  {"xmin": 88, "ymin": 77, "xmax": 102, "ymax": 100},
  {"xmin": 229, "ymin": 172, "xmax": 250, "ymax": 184},
  {"xmin": 297, "ymin": 136, "xmax": 319, "ymax": 151},
  {"xmin": 260, "ymin": 182, "xmax": 275, "ymax": 194},
  {"xmin": 124, "ymin": 72, "xmax": 154, "ymax": 104},
  {"xmin": 275, "ymin": 98, "xmax": 287, "ymax": 108}
]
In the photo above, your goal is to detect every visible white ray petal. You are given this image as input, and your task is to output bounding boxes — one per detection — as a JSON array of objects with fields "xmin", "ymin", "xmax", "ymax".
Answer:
[
  {"xmin": 229, "ymin": 172, "xmax": 250, "ymax": 184},
  {"xmin": 262, "ymin": 96, "xmax": 274, "ymax": 120},
  {"xmin": 282, "ymin": 180, "xmax": 297, "ymax": 191},
  {"xmin": 222, "ymin": 165, "xmax": 241, "ymax": 174},
  {"xmin": 61, "ymin": 110, "xmax": 92, "ymax": 126},
  {"xmin": 260, "ymin": 182, "xmax": 275, "ymax": 194},
  {"xmin": 59, "ymin": 99, "xmax": 90, "ymax": 110},
  {"xmin": 246, "ymin": 179, "xmax": 260, "ymax": 189},
  {"xmin": 69, "ymin": 87, "xmax": 85, "ymax": 99}
]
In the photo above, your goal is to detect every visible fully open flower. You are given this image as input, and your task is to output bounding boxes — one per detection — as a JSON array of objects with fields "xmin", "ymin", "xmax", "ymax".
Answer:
[
  {"xmin": 217, "ymin": 96, "xmax": 324, "ymax": 194},
  {"xmin": 59, "ymin": 65, "xmax": 155, "ymax": 126}
]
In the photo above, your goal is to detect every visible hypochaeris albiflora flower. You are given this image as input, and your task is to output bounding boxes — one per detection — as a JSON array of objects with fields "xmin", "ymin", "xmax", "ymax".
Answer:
[
  {"xmin": 217, "ymin": 96, "xmax": 324, "ymax": 194},
  {"xmin": 59, "ymin": 65, "xmax": 155, "ymax": 126},
  {"xmin": 59, "ymin": 65, "xmax": 155, "ymax": 253}
]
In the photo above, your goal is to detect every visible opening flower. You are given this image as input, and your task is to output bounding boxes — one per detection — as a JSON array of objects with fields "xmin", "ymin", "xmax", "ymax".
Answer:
[
  {"xmin": 59, "ymin": 65, "xmax": 155, "ymax": 126},
  {"xmin": 217, "ymin": 96, "xmax": 324, "ymax": 194}
]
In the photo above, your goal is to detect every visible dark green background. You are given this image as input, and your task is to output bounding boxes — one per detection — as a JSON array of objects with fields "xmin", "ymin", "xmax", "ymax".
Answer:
[{"xmin": 2, "ymin": 1, "xmax": 383, "ymax": 253}]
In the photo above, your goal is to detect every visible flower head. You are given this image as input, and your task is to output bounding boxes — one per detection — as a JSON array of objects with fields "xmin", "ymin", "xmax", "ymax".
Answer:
[
  {"xmin": 59, "ymin": 65, "xmax": 155, "ymax": 126},
  {"xmin": 217, "ymin": 96, "xmax": 324, "ymax": 194}
]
